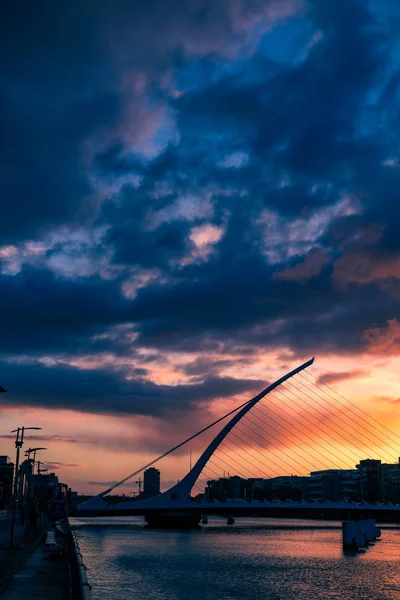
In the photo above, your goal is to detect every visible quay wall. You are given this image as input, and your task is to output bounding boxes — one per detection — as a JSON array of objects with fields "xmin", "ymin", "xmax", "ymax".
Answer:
[{"xmin": 66, "ymin": 522, "xmax": 92, "ymax": 600}]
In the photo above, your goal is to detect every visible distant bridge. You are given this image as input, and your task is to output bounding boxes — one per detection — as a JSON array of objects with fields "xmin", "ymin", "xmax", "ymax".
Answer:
[
  {"xmin": 78, "ymin": 497, "xmax": 400, "ymax": 526},
  {"xmin": 78, "ymin": 358, "xmax": 400, "ymax": 527}
]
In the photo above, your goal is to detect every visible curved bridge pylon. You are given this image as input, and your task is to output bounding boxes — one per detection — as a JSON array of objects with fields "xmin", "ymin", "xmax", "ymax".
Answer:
[
  {"xmin": 80, "ymin": 358, "xmax": 314, "ymax": 512},
  {"xmin": 157, "ymin": 357, "xmax": 314, "ymax": 504}
]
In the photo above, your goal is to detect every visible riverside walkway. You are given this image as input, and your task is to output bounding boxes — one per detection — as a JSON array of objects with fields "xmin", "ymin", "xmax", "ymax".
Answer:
[
  {"xmin": 1, "ymin": 541, "xmax": 69, "ymax": 600},
  {"xmin": 0, "ymin": 514, "xmax": 70, "ymax": 598}
]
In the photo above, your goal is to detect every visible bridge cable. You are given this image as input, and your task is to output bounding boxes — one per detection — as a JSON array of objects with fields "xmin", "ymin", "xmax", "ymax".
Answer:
[
  {"xmin": 301, "ymin": 370, "xmax": 400, "ymax": 446},
  {"xmin": 228, "ymin": 427, "xmax": 303, "ymax": 475},
  {"xmin": 230, "ymin": 421, "xmax": 306, "ymax": 474},
  {"xmin": 96, "ymin": 393, "xmax": 262, "ymax": 496},
  {"xmin": 270, "ymin": 385, "xmax": 382, "ymax": 464},
  {"xmin": 221, "ymin": 437, "xmax": 280, "ymax": 479},
  {"xmin": 251, "ymin": 403, "xmax": 347, "ymax": 470},
  {"xmin": 242, "ymin": 408, "xmax": 344, "ymax": 471},
  {"xmin": 287, "ymin": 378, "xmax": 400, "ymax": 462},
  {"xmin": 289, "ymin": 376, "xmax": 400, "ymax": 457},
  {"xmin": 234, "ymin": 418, "xmax": 320, "ymax": 474},
  {"xmin": 298, "ymin": 371, "xmax": 400, "ymax": 452}
]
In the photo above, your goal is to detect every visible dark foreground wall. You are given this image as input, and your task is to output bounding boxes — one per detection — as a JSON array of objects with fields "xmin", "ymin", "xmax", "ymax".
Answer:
[{"xmin": 66, "ymin": 524, "xmax": 92, "ymax": 600}]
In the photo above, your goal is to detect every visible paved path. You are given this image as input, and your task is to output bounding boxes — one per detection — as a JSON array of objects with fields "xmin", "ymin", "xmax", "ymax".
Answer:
[
  {"xmin": 1, "ymin": 542, "xmax": 69, "ymax": 599},
  {"xmin": 0, "ymin": 522, "xmax": 25, "ymax": 549},
  {"xmin": 0, "ymin": 518, "xmax": 53, "ymax": 596}
]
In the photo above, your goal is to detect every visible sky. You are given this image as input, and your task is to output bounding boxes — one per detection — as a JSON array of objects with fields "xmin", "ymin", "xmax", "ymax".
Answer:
[{"xmin": 1, "ymin": 0, "xmax": 400, "ymax": 495}]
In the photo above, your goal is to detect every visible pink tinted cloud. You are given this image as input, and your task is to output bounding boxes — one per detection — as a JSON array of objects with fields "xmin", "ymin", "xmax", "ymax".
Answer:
[
  {"xmin": 372, "ymin": 395, "xmax": 400, "ymax": 405},
  {"xmin": 229, "ymin": 0, "xmax": 302, "ymax": 31},
  {"xmin": 333, "ymin": 251, "xmax": 400, "ymax": 289},
  {"xmin": 364, "ymin": 319, "xmax": 400, "ymax": 355},
  {"xmin": 319, "ymin": 369, "xmax": 370, "ymax": 385},
  {"xmin": 273, "ymin": 248, "xmax": 331, "ymax": 283}
]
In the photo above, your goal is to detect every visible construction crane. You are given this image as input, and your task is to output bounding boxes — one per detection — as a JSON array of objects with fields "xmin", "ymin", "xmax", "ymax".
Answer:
[{"xmin": 135, "ymin": 477, "xmax": 142, "ymax": 495}]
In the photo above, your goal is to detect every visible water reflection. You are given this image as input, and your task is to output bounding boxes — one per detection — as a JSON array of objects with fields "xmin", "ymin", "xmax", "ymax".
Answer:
[{"xmin": 72, "ymin": 517, "xmax": 400, "ymax": 600}]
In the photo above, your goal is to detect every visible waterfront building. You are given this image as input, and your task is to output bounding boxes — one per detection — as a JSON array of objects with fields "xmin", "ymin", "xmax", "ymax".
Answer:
[
  {"xmin": 385, "ymin": 461, "xmax": 400, "ymax": 504},
  {"xmin": 206, "ymin": 476, "xmax": 247, "ymax": 501},
  {"xmin": 206, "ymin": 477, "xmax": 229, "ymax": 500},
  {"xmin": 227, "ymin": 475, "xmax": 243, "ymax": 498},
  {"xmin": 203, "ymin": 458, "xmax": 400, "ymax": 505},
  {"xmin": 0, "ymin": 455, "xmax": 14, "ymax": 508},
  {"xmin": 265, "ymin": 476, "xmax": 308, "ymax": 501},
  {"xmin": 307, "ymin": 470, "xmax": 359, "ymax": 502},
  {"xmin": 19, "ymin": 458, "xmax": 34, "ymax": 501},
  {"xmin": 247, "ymin": 478, "xmax": 268, "ymax": 501},
  {"xmin": 357, "ymin": 458, "xmax": 400, "ymax": 504},
  {"xmin": 143, "ymin": 468, "xmax": 161, "ymax": 499},
  {"xmin": 357, "ymin": 459, "xmax": 384, "ymax": 503}
]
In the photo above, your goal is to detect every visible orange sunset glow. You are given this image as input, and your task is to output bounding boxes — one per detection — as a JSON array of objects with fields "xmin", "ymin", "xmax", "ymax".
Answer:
[{"xmin": 1, "ymin": 0, "xmax": 400, "ymax": 504}]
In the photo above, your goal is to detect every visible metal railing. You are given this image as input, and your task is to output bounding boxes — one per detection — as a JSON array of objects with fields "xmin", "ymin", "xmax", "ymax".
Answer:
[{"xmin": 69, "ymin": 529, "xmax": 92, "ymax": 600}]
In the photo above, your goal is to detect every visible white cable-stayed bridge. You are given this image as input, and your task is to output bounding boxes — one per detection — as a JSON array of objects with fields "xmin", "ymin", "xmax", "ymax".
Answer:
[{"xmin": 78, "ymin": 358, "xmax": 400, "ymax": 526}]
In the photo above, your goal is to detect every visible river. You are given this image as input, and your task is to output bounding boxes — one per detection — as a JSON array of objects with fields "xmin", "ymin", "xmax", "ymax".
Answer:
[{"xmin": 72, "ymin": 517, "xmax": 400, "ymax": 599}]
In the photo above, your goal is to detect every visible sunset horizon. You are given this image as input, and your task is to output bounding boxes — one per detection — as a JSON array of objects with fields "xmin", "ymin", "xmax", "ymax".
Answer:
[{"xmin": 1, "ymin": 0, "xmax": 400, "ymax": 499}]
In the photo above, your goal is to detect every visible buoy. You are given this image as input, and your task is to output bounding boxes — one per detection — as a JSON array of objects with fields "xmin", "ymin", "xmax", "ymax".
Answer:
[
  {"xmin": 201, "ymin": 515, "xmax": 208, "ymax": 525},
  {"xmin": 227, "ymin": 514, "xmax": 235, "ymax": 525}
]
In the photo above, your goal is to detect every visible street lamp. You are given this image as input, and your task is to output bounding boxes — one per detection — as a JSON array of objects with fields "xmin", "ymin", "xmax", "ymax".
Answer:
[
  {"xmin": 37, "ymin": 461, "xmax": 48, "ymax": 475},
  {"xmin": 24, "ymin": 447, "xmax": 47, "ymax": 505},
  {"xmin": 9, "ymin": 427, "xmax": 42, "ymax": 548},
  {"xmin": 25, "ymin": 447, "xmax": 47, "ymax": 470}
]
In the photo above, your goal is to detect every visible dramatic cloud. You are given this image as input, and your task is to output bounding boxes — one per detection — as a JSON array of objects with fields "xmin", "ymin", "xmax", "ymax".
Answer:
[
  {"xmin": 2, "ymin": 0, "xmax": 400, "ymax": 491},
  {"xmin": 319, "ymin": 369, "xmax": 371, "ymax": 386},
  {"xmin": 45, "ymin": 462, "xmax": 82, "ymax": 470},
  {"xmin": 1, "ymin": 359, "xmax": 264, "ymax": 417},
  {"xmin": 364, "ymin": 320, "xmax": 400, "ymax": 356},
  {"xmin": 273, "ymin": 248, "xmax": 332, "ymax": 283}
]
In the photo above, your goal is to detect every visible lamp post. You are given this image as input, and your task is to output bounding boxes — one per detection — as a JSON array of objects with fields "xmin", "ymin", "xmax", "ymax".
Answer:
[
  {"xmin": 37, "ymin": 461, "xmax": 48, "ymax": 475},
  {"xmin": 36, "ymin": 460, "xmax": 49, "ymax": 525},
  {"xmin": 24, "ymin": 447, "xmax": 47, "ymax": 506},
  {"xmin": 9, "ymin": 427, "xmax": 42, "ymax": 548}
]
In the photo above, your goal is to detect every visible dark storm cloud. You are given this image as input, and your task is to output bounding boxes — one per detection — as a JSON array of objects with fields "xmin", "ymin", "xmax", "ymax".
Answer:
[
  {"xmin": 0, "ymin": 360, "xmax": 264, "ymax": 417},
  {"xmin": 106, "ymin": 0, "xmax": 399, "ymax": 354},
  {"xmin": 103, "ymin": 185, "xmax": 194, "ymax": 269},
  {"xmin": 0, "ymin": 2, "xmax": 122, "ymax": 242},
  {"xmin": 127, "ymin": 258, "xmax": 400, "ymax": 356},
  {"xmin": 0, "ymin": 0, "xmax": 283, "ymax": 242},
  {"xmin": 0, "ymin": 434, "xmax": 92, "ymax": 445},
  {"xmin": 0, "ymin": 267, "xmax": 132, "ymax": 353},
  {"xmin": 2, "ymin": 0, "xmax": 400, "ymax": 419},
  {"xmin": 182, "ymin": 356, "xmax": 254, "ymax": 378},
  {"xmin": 169, "ymin": 0, "xmax": 384, "ymax": 193},
  {"xmin": 94, "ymin": 0, "xmax": 398, "ymax": 284},
  {"xmin": 44, "ymin": 462, "xmax": 82, "ymax": 469}
]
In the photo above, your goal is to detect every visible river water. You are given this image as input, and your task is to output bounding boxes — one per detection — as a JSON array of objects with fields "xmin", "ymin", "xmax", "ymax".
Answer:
[{"xmin": 72, "ymin": 517, "xmax": 400, "ymax": 600}]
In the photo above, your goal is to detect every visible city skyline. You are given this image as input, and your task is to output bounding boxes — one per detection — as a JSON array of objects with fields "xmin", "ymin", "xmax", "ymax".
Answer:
[
  {"xmin": 2, "ymin": 0, "xmax": 400, "ymax": 494},
  {"xmin": 1, "ymin": 360, "xmax": 400, "ymax": 496}
]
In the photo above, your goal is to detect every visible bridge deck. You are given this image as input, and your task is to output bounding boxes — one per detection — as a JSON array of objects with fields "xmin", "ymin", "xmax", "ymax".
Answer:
[{"xmin": 76, "ymin": 501, "xmax": 400, "ymax": 523}]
